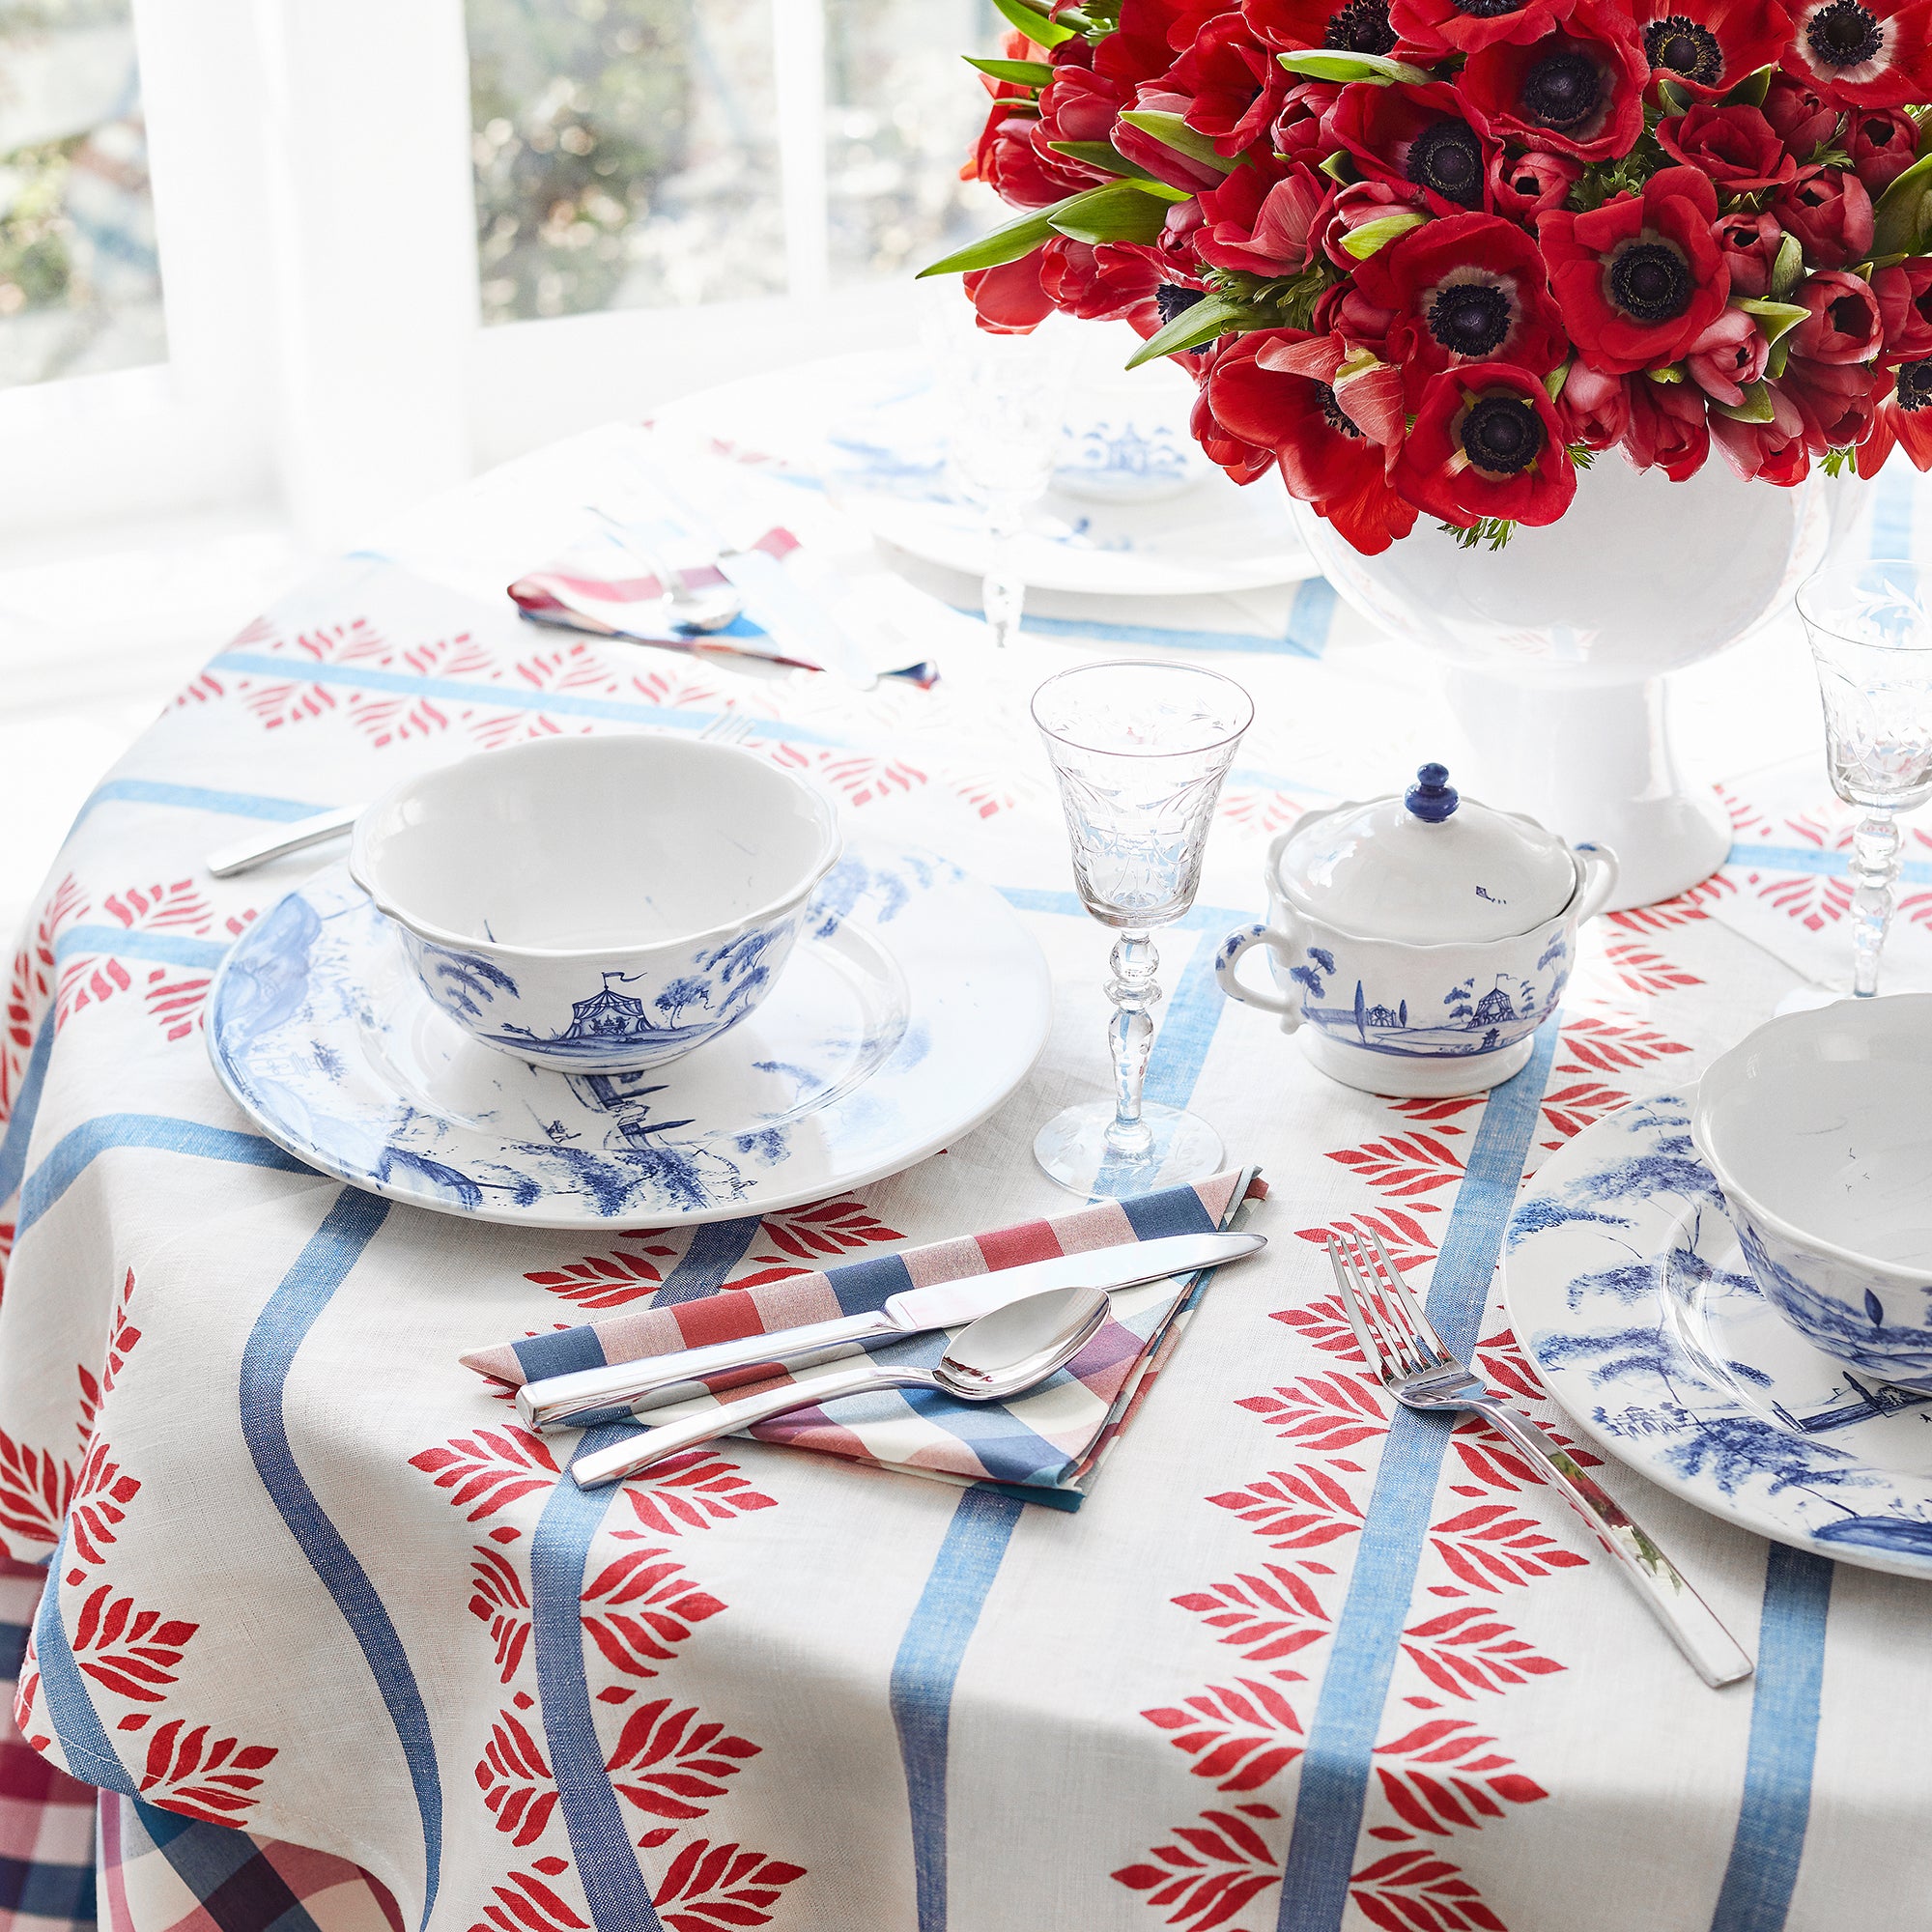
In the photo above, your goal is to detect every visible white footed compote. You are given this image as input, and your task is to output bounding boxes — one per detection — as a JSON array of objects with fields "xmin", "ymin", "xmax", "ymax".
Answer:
[
  {"xmin": 1787, "ymin": 557, "xmax": 1932, "ymax": 1009},
  {"xmin": 1032, "ymin": 660, "xmax": 1252, "ymax": 1198}
]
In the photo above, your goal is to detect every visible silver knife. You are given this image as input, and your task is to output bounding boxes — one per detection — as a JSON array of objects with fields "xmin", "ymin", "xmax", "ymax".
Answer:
[{"xmin": 516, "ymin": 1228, "xmax": 1266, "ymax": 1431}]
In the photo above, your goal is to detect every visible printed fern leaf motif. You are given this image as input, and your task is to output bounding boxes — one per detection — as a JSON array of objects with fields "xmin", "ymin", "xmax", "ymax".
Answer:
[
  {"xmin": 1142, "ymin": 1678, "xmax": 1305, "ymax": 1792},
  {"xmin": 410, "ymin": 1426, "xmax": 562, "ymax": 1521},
  {"xmin": 1173, "ymin": 1564, "xmax": 1330, "ymax": 1665},
  {"xmin": 1112, "ymin": 1804, "xmax": 1283, "ymax": 1929},
  {"xmin": 1208, "ymin": 1466, "xmax": 1366, "ymax": 1555}
]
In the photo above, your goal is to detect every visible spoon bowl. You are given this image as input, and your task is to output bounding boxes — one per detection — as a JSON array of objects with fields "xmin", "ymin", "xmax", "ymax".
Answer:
[{"xmin": 571, "ymin": 1283, "xmax": 1111, "ymax": 1488}]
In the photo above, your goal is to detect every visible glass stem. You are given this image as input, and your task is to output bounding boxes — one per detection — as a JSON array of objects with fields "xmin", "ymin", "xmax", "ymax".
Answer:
[
  {"xmin": 1104, "ymin": 929, "xmax": 1159, "ymax": 1157},
  {"xmin": 1850, "ymin": 807, "xmax": 1902, "ymax": 998},
  {"xmin": 982, "ymin": 497, "xmax": 1024, "ymax": 647}
]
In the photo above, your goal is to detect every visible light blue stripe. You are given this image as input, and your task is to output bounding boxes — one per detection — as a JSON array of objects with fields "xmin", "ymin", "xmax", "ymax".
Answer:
[
  {"xmin": 1870, "ymin": 467, "xmax": 1917, "ymax": 560},
  {"xmin": 1729, "ymin": 842, "xmax": 1932, "ymax": 884},
  {"xmin": 1009, "ymin": 613, "xmax": 1318, "ymax": 658},
  {"xmin": 238, "ymin": 1188, "xmax": 442, "ymax": 1926},
  {"xmin": 53, "ymin": 927, "xmax": 232, "ymax": 970},
  {"xmin": 1281, "ymin": 576, "xmax": 1339, "ymax": 660},
  {"xmin": 889, "ymin": 1489, "xmax": 1025, "ymax": 1932},
  {"xmin": 0, "ymin": 1018, "xmax": 53, "ymax": 1207},
  {"xmin": 16, "ymin": 1114, "xmax": 312, "ymax": 1240},
  {"xmin": 1708, "ymin": 1548, "xmax": 1835, "ymax": 1931},
  {"xmin": 1274, "ymin": 1019, "xmax": 1563, "ymax": 1931},
  {"xmin": 31, "ymin": 1528, "xmax": 140, "ymax": 1798},
  {"xmin": 528, "ymin": 1422, "xmax": 664, "ymax": 1932},
  {"xmin": 212, "ymin": 654, "xmax": 854, "ymax": 744},
  {"xmin": 70, "ymin": 779, "xmax": 332, "ymax": 832}
]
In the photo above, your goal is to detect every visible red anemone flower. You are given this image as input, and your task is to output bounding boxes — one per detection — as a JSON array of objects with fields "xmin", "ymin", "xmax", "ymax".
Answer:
[
  {"xmin": 1246, "ymin": 0, "xmax": 1402, "ymax": 54},
  {"xmin": 1198, "ymin": 161, "xmax": 1331, "ymax": 276},
  {"xmin": 1623, "ymin": 374, "xmax": 1712, "ymax": 478},
  {"xmin": 1460, "ymin": 2, "xmax": 1649, "ymax": 161},
  {"xmin": 1167, "ymin": 13, "xmax": 1292, "ymax": 155},
  {"xmin": 1206, "ymin": 330, "xmax": 1417, "ymax": 554},
  {"xmin": 1395, "ymin": 362, "xmax": 1578, "ymax": 526},
  {"xmin": 1857, "ymin": 360, "xmax": 1932, "ymax": 473},
  {"xmin": 1353, "ymin": 212, "xmax": 1570, "ymax": 405},
  {"xmin": 1391, "ymin": 0, "xmax": 1577, "ymax": 56},
  {"xmin": 1780, "ymin": 0, "xmax": 1932, "ymax": 107},
  {"xmin": 1627, "ymin": 0, "xmax": 1797, "ymax": 100},
  {"xmin": 965, "ymin": 253, "xmax": 1055, "ymax": 333},
  {"xmin": 1538, "ymin": 165, "xmax": 1729, "ymax": 374},
  {"xmin": 1330, "ymin": 80, "xmax": 1499, "ymax": 215}
]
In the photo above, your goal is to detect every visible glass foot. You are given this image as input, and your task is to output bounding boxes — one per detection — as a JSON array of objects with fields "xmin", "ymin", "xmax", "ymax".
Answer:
[
  {"xmin": 1774, "ymin": 983, "xmax": 1884, "ymax": 1016},
  {"xmin": 1033, "ymin": 1100, "xmax": 1224, "ymax": 1200}
]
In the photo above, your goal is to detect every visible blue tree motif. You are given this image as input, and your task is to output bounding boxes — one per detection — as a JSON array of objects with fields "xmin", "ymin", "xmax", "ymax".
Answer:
[
  {"xmin": 1443, "ymin": 975, "xmax": 1474, "ymax": 1021},
  {"xmin": 428, "ymin": 947, "xmax": 520, "ymax": 1018},
  {"xmin": 1289, "ymin": 946, "xmax": 1332, "ymax": 1000},
  {"xmin": 655, "ymin": 976, "xmax": 712, "ymax": 1023},
  {"xmin": 1536, "ymin": 930, "xmax": 1567, "ymax": 972}
]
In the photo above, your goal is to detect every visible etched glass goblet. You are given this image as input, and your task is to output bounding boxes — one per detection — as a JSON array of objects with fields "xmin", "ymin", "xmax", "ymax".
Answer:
[
  {"xmin": 1032, "ymin": 661, "xmax": 1253, "ymax": 1197},
  {"xmin": 1795, "ymin": 557, "xmax": 1932, "ymax": 1000}
]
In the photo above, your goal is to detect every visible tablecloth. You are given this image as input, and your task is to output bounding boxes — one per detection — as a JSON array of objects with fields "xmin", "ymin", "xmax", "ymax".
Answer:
[{"xmin": 1, "ymin": 376, "xmax": 1931, "ymax": 1932}]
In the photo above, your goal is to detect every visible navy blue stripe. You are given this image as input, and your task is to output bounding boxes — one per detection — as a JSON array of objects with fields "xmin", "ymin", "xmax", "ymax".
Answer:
[
  {"xmin": 31, "ymin": 1530, "xmax": 139, "ymax": 1797},
  {"xmin": 529, "ymin": 1423, "xmax": 664, "ymax": 1932},
  {"xmin": 70, "ymin": 779, "xmax": 331, "ymax": 832},
  {"xmin": 889, "ymin": 1490, "xmax": 1025, "ymax": 1932},
  {"xmin": 0, "ymin": 1848, "xmax": 96, "ymax": 1920},
  {"xmin": 0, "ymin": 1616, "xmax": 27, "ymax": 1680},
  {"xmin": 1274, "ymin": 1019, "xmax": 1562, "ymax": 1931},
  {"xmin": 0, "ymin": 1017, "xmax": 54, "ymax": 1206},
  {"xmin": 131, "ymin": 1793, "xmax": 321, "ymax": 1932},
  {"xmin": 238, "ymin": 1189, "xmax": 442, "ymax": 1926},
  {"xmin": 1118, "ymin": 1179, "xmax": 1220, "ymax": 1243},
  {"xmin": 53, "ymin": 926, "xmax": 232, "ymax": 970},
  {"xmin": 1709, "ymin": 1548, "xmax": 1835, "ymax": 1931},
  {"xmin": 511, "ymin": 1323, "xmax": 611, "ymax": 1382},
  {"xmin": 823, "ymin": 1251, "xmax": 918, "ymax": 1316},
  {"xmin": 17, "ymin": 1114, "xmax": 313, "ymax": 1239},
  {"xmin": 653, "ymin": 1217, "xmax": 764, "ymax": 1304}
]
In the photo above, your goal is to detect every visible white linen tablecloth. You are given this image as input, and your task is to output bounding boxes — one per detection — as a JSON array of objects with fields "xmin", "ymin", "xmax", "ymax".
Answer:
[{"xmin": 1, "ymin": 399, "xmax": 1930, "ymax": 1932}]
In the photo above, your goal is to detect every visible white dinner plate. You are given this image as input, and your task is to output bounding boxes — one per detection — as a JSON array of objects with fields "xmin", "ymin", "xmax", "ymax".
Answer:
[
  {"xmin": 207, "ymin": 846, "xmax": 1052, "ymax": 1230},
  {"xmin": 1503, "ymin": 1090, "xmax": 1932, "ymax": 1579}
]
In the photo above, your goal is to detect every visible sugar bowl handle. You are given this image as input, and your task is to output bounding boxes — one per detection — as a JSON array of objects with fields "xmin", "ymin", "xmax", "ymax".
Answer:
[
  {"xmin": 1572, "ymin": 842, "xmax": 1620, "ymax": 923},
  {"xmin": 1215, "ymin": 923, "xmax": 1304, "ymax": 1032}
]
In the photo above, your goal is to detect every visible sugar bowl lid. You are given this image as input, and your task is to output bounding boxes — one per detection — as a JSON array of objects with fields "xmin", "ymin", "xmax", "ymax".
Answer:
[{"xmin": 1275, "ymin": 765, "xmax": 1580, "ymax": 943}]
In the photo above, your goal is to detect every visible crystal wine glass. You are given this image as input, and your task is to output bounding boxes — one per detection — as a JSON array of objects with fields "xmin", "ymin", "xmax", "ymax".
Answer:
[
  {"xmin": 1794, "ymin": 557, "xmax": 1932, "ymax": 1000},
  {"xmin": 1032, "ymin": 660, "xmax": 1254, "ymax": 1197}
]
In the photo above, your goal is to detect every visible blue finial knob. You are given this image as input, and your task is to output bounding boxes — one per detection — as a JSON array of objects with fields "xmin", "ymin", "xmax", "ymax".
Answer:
[{"xmin": 1405, "ymin": 763, "xmax": 1459, "ymax": 823}]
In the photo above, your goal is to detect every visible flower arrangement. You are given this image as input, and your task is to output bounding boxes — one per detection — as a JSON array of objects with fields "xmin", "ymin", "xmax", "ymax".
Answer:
[{"xmin": 922, "ymin": 0, "xmax": 1932, "ymax": 552}]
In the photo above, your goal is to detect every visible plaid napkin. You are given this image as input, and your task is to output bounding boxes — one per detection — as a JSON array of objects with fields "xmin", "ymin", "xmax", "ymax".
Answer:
[
  {"xmin": 463, "ymin": 1169, "xmax": 1264, "ymax": 1508},
  {"xmin": 508, "ymin": 437, "xmax": 942, "ymax": 689}
]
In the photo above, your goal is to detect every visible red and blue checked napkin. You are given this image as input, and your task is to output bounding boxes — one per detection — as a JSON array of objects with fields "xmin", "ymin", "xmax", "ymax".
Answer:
[{"xmin": 463, "ymin": 1169, "xmax": 1264, "ymax": 1507}]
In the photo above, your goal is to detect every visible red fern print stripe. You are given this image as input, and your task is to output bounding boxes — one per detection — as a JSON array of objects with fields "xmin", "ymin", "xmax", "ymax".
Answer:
[{"xmin": 1113, "ymin": 1804, "xmax": 1283, "ymax": 1930}]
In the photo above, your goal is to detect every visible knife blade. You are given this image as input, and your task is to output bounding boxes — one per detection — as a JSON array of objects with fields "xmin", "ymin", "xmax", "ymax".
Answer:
[{"xmin": 516, "ymin": 1228, "xmax": 1265, "ymax": 1431}]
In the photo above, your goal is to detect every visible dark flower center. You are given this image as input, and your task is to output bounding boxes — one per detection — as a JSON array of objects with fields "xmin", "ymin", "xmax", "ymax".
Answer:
[
  {"xmin": 1897, "ymin": 359, "xmax": 1932, "ymax": 411},
  {"xmin": 1861, "ymin": 112, "xmax": 1905, "ymax": 145},
  {"xmin": 1323, "ymin": 0, "xmax": 1397, "ymax": 56},
  {"xmin": 1521, "ymin": 49, "xmax": 1604, "ymax": 129},
  {"xmin": 1454, "ymin": 0, "xmax": 1526, "ymax": 16},
  {"xmin": 1806, "ymin": 0, "xmax": 1883, "ymax": 68},
  {"xmin": 1406, "ymin": 119, "xmax": 1486, "ymax": 207},
  {"xmin": 1830, "ymin": 293, "xmax": 1870, "ymax": 337},
  {"xmin": 1318, "ymin": 384, "xmax": 1363, "ymax": 437},
  {"xmin": 1607, "ymin": 241, "xmax": 1691, "ymax": 323},
  {"xmin": 1461, "ymin": 393, "xmax": 1545, "ymax": 474},
  {"xmin": 1642, "ymin": 15, "xmax": 1723, "ymax": 85},
  {"xmin": 1154, "ymin": 284, "xmax": 1207, "ymax": 325},
  {"xmin": 1427, "ymin": 282, "xmax": 1514, "ymax": 356}
]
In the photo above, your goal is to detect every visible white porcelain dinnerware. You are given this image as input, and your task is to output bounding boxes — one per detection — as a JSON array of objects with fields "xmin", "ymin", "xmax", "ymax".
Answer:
[
  {"xmin": 1691, "ymin": 997, "xmax": 1932, "ymax": 1389},
  {"xmin": 1506, "ymin": 1091, "xmax": 1932, "ymax": 1577},
  {"xmin": 206, "ymin": 844, "xmax": 1051, "ymax": 1229},
  {"xmin": 568, "ymin": 1282, "xmax": 1113, "ymax": 1490},
  {"xmin": 1215, "ymin": 765, "xmax": 1619, "ymax": 1097},
  {"xmin": 1032, "ymin": 660, "xmax": 1253, "ymax": 1197},
  {"xmin": 347, "ymin": 734, "xmax": 840, "ymax": 1073}
]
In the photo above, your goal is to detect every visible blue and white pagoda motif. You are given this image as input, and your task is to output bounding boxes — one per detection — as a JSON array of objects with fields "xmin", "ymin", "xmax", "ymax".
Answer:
[{"xmin": 563, "ymin": 974, "xmax": 668, "ymax": 1044}]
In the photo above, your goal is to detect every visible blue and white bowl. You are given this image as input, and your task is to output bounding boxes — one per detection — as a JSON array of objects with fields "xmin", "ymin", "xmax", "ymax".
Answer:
[
  {"xmin": 1692, "ymin": 996, "xmax": 1932, "ymax": 1388},
  {"xmin": 348, "ymin": 733, "xmax": 840, "ymax": 1073}
]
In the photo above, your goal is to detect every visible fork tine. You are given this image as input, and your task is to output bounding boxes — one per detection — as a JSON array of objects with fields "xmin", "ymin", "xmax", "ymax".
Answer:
[
  {"xmin": 1343, "ymin": 1230, "xmax": 1427, "ymax": 1378},
  {"xmin": 1325, "ymin": 1236, "xmax": 1388, "ymax": 1380},
  {"xmin": 1366, "ymin": 1231, "xmax": 1451, "ymax": 1368}
]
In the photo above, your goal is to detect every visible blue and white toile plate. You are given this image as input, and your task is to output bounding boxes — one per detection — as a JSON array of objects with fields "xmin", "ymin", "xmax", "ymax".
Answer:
[
  {"xmin": 207, "ymin": 844, "xmax": 1051, "ymax": 1230},
  {"xmin": 1504, "ymin": 1092, "xmax": 1932, "ymax": 1580}
]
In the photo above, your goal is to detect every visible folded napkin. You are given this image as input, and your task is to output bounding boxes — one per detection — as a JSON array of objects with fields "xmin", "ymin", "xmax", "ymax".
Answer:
[
  {"xmin": 465, "ymin": 1169, "xmax": 1265, "ymax": 1508},
  {"xmin": 508, "ymin": 435, "xmax": 941, "ymax": 689}
]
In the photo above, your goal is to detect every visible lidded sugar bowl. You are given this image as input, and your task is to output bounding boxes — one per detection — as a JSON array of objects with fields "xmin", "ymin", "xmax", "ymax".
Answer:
[{"xmin": 1214, "ymin": 765, "xmax": 1619, "ymax": 1096}]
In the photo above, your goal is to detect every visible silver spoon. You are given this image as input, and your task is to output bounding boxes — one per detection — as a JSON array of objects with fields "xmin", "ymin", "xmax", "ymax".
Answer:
[{"xmin": 569, "ymin": 1284, "xmax": 1111, "ymax": 1489}]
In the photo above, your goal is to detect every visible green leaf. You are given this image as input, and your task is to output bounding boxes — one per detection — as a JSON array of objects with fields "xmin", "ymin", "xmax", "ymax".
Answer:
[
  {"xmin": 965, "ymin": 55, "xmax": 1058, "ymax": 87},
  {"xmin": 1872, "ymin": 151, "xmax": 1932, "ymax": 257},
  {"xmin": 1047, "ymin": 180, "xmax": 1174, "ymax": 244},
  {"xmin": 1720, "ymin": 63, "xmax": 1773, "ymax": 107},
  {"xmin": 1047, "ymin": 140, "xmax": 1138, "ymax": 178},
  {"xmin": 1277, "ymin": 49, "xmax": 1433, "ymax": 85},
  {"xmin": 1318, "ymin": 149, "xmax": 1355, "ymax": 185},
  {"xmin": 1337, "ymin": 210, "xmax": 1429, "ymax": 259},
  {"xmin": 986, "ymin": 0, "xmax": 1078, "ymax": 46},
  {"xmin": 1116, "ymin": 108, "xmax": 1238, "ymax": 173},
  {"xmin": 1125, "ymin": 293, "xmax": 1255, "ymax": 367},
  {"xmin": 1543, "ymin": 359, "xmax": 1572, "ymax": 403},
  {"xmin": 1766, "ymin": 333, "xmax": 1793, "ymax": 380},
  {"xmin": 1738, "ymin": 297, "xmax": 1810, "ymax": 344},
  {"xmin": 1644, "ymin": 361, "xmax": 1686, "ymax": 384},
  {"xmin": 1770, "ymin": 230, "xmax": 1804, "ymax": 300},
  {"xmin": 1712, "ymin": 380, "xmax": 1776, "ymax": 424},
  {"xmin": 1655, "ymin": 76, "xmax": 1694, "ymax": 115},
  {"xmin": 919, "ymin": 202, "xmax": 1063, "ymax": 277}
]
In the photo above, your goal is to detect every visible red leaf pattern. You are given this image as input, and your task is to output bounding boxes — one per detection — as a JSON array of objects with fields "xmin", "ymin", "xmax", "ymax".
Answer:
[
  {"xmin": 1350, "ymin": 1850, "xmax": 1507, "ymax": 1932},
  {"xmin": 410, "ymin": 1427, "xmax": 561, "ymax": 1521},
  {"xmin": 1142, "ymin": 1678, "xmax": 1304, "ymax": 1792},
  {"xmin": 652, "ymin": 1839, "xmax": 808, "ymax": 1932},
  {"xmin": 1602, "ymin": 941, "xmax": 1702, "ymax": 998},
  {"xmin": 1111, "ymin": 1804, "xmax": 1283, "ymax": 1930},
  {"xmin": 1173, "ymin": 1565, "xmax": 1330, "ymax": 1664},
  {"xmin": 1324, "ymin": 1134, "xmax": 1465, "ymax": 1200},
  {"xmin": 1427, "ymin": 1505, "xmax": 1590, "ymax": 1590},
  {"xmin": 478, "ymin": 1693, "xmax": 559, "ymax": 1848},
  {"xmin": 1553, "ymin": 1012, "xmax": 1691, "ymax": 1076},
  {"xmin": 1292, "ymin": 1208, "xmax": 1441, "ymax": 1275},
  {"xmin": 70, "ymin": 1585, "xmax": 196, "ymax": 1702},
  {"xmin": 1208, "ymin": 1467, "xmax": 1366, "ymax": 1553},
  {"xmin": 604, "ymin": 1697, "xmax": 760, "ymax": 1820},
  {"xmin": 469, "ymin": 1862, "xmax": 591, "ymax": 1932},
  {"xmin": 1398, "ymin": 1606, "xmax": 1565, "ymax": 1701},
  {"xmin": 469, "ymin": 1546, "xmax": 533, "ymax": 1684},
  {"xmin": 1372, "ymin": 1718, "xmax": 1548, "ymax": 1836},
  {"xmin": 580, "ymin": 1548, "xmax": 725, "ymax": 1678},
  {"xmin": 138, "ymin": 1719, "xmax": 278, "ymax": 1826},
  {"xmin": 524, "ymin": 1242, "xmax": 676, "ymax": 1309},
  {"xmin": 606, "ymin": 1460, "xmax": 779, "ymax": 1539},
  {"xmin": 1235, "ymin": 1373, "xmax": 1388, "ymax": 1454}
]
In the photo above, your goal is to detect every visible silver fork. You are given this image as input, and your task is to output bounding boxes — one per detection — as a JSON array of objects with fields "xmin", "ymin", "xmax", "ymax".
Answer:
[
  {"xmin": 1328, "ymin": 1230, "xmax": 1753, "ymax": 1689},
  {"xmin": 205, "ymin": 709, "xmax": 759, "ymax": 878}
]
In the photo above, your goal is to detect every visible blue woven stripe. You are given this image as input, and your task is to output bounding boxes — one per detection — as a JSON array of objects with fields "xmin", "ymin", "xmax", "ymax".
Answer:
[
  {"xmin": 652, "ymin": 1218, "xmax": 764, "ymax": 1304},
  {"xmin": 53, "ymin": 927, "xmax": 232, "ymax": 970},
  {"xmin": 30, "ymin": 1530, "xmax": 138, "ymax": 1798},
  {"xmin": 528, "ymin": 1425, "xmax": 663, "ymax": 1932},
  {"xmin": 238, "ymin": 1189, "xmax": 442, "ymax": 1927},
  {"xmin": 1274, "ymin": 1019, "xmax": 1562, "ymax": 1930},
  {"xmin": 70, "ymin": 779, "xmax": 331, "ymax": 832},
  {"xmin": 889, "ymin": 1490, "xmax": 1025, "ymax": 1932},
  {"xmin": 1728, "ymin": 842, "xmax": 1932, "ymax": 884},
  {"xmin": 823, "ymin": 1251, "xmax": 917, "ymax": 1315},
  {"xmin": 0, "ymin": 1848, "xmax": 97, "ymax": 1921},
  {"xmin": 0, "ymin": 1018, "xmax": 53, "ymax": 1207},
  {"xmin": 0, "ymin": 1616, "xmax": 27, "ymax": 1681}
]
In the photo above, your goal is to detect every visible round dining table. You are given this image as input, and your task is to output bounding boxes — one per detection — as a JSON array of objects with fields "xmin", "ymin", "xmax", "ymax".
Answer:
[{"xmin": 0, "ymin": 355, "xmax": 1929, "ymax": 1932}]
